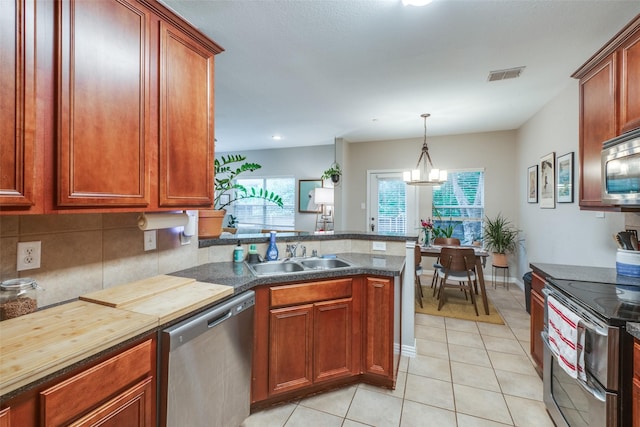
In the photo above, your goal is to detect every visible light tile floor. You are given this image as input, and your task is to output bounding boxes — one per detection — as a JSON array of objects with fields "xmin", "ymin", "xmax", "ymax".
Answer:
[{"xmin": 241, "ymin": 277, "xmax": 555, "ymax": 427}]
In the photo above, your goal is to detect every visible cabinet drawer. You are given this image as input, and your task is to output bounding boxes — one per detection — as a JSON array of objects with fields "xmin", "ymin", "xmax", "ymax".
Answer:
[
  {"xmin": 531, "ymin": 272, "xmax": 546, "ymax": 295},
  {"xmin": 635, "ymin": 339, "xmax": 640, "ymax": 378},
  {"xmin": 270, "ymin": 279, "xmax": 352, "ymax": 307},
  {"xmin": 40, "ymin": 339, "xmax": 154, "ymax": 426}
]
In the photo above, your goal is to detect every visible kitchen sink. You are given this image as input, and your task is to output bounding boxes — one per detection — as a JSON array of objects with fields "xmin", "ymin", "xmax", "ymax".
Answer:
[
  {"xmin": 299, "ymin": 258, "xmax": 351, "ymax": 270},
  {"xmin": 247, "ymin": 257, "xmax": 353, "ymax": 276},
  {"xmin": 248, "ymin": 261, "xmax": 305, "ymax": 276}
]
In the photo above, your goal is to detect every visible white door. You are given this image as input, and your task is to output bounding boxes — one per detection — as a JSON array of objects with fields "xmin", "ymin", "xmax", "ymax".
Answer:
[{"xmin": 367, "ymin": 171, "xmax": 417, "ymax": 234}]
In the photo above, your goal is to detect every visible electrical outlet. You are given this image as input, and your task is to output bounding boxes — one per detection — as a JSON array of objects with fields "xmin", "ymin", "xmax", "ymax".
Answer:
[
  {"xmin": 17, "ymin": 241, "xmax": 41, "ymax": 271},
  {"xmin": 144, "ymin": 230, "xmax": 157, "ymax": 251},
  {"xmin": 372, "ymin": 241, "xmax": 386, "ymax": 251}
]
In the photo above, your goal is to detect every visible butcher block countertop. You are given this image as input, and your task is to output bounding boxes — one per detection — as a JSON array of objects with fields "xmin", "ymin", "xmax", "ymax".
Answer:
[
  {"xmin": 0, "ymin": 300, "xmax": 156, "ymax": 397},
  {"xmin": 0, "ymin": 275, "xmax": 234, "ymax": 399}
]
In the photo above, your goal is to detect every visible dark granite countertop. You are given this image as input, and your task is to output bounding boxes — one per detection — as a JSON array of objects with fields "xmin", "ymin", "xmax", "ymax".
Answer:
[
  {"xmin": 529, "ymin": 262, "xmax": 640, "ymax": 287},
  {"xmin": 199, "ymin": 230, "xmax": 417, "ymax": 248},
  {"xmin": 170, "ymin": 252, "xmax": 406, "ymax": 294},
  {"xmin": 628, "ymin": 322, "xmax": 640, "ymax": 340}
]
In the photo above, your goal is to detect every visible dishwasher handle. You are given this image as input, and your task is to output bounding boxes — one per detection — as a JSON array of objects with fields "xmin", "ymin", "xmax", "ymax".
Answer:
[
  {"xmin": 207, "ymin": 310, "xmax": 233, "ymax": 329},
  {"xmin": 163, "ymin": 290, "xmax": 255, "ymax": 352}
]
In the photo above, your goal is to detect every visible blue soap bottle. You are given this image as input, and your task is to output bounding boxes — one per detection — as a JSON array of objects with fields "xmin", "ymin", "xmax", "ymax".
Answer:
[{"xmin": 265, "ymin": 231, "xmax": 279, "ymax": 261}]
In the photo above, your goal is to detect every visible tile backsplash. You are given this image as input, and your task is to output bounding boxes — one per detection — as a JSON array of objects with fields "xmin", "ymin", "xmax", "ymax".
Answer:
[
  {"xmin": 0, "ymin": 213, "xmax": 200, "ymax": 307},
  {"xmin": 1, "ymin": 213, "xmax": 407, "ymax": 307}
]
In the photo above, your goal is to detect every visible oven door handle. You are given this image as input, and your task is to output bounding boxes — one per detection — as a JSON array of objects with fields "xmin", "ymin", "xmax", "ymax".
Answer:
[
  {"xmin": 543, "ymin": 288, "xmax": 609, "ymax": 337},
  {"xmin": 541, "ymin": 331, "xmax": 606, "ymax": 403}
]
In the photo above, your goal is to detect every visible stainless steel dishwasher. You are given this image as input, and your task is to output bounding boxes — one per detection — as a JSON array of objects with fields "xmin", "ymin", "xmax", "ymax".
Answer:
[{"xmin": 160, "ymin": 290, "xmax": 255, "ymax": 427}]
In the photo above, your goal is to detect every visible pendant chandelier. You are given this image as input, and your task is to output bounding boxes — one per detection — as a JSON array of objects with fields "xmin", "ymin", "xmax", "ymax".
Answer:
[{"xmin": 403, "ymin": 113, "xmax": 447, "ymax": 186}]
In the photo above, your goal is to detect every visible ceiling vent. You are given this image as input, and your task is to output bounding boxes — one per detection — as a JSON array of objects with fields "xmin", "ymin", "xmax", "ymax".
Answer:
[{"xmin": 487, "ymin": 66, "xmax": 526, "ymax": 82}]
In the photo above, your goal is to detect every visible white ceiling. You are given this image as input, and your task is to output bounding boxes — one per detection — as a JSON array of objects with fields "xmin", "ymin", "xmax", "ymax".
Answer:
[{"xmin": 160, "ymin": 0, "xmax": 640, "ymax": 152}]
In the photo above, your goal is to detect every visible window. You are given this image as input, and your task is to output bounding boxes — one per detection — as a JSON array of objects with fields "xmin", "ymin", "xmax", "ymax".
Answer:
[
  {"xmin": 233, "ymin": 177, "xmax": 295, "ymax": 230},
  {"xmin": 377, "ymin": 177, "xmax": 407, "ymax": 234},
  {"xmin": 432, "ymin": 169, "xmax": 484, "ymax": 245}
]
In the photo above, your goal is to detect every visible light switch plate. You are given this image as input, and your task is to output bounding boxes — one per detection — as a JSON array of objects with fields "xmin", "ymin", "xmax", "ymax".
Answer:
[
  {"xmin": 372, "ymin": 241, "xmax": 386, "ymax": 251},
  {"xmin": 144, "ymin": 230, "xmax": 157, "ymax": 251}
]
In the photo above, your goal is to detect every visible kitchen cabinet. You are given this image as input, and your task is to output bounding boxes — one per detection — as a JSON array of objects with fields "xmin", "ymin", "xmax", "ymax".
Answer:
[
  {"xmin": 0, "ymin": 0, "xmax": 41, "ymax": 212},
  {"xmin": 255, "ymin": 275, "xmax": 402, "ymax": 407},
  {"xmin": 363, "ymin": 276, "xmax": 394, "ymax": 381},
  {"xmin": 0, "ymin": 408, "xmax": 9, "ymax": 427},
  {"xmin": 530, "ymin": 272, "xmax": 545, "ymax": 373},
  {"xmin": 1, "ymin": 0, "xmax": 221, "ymax": 214},
  {"xmin": 265, "ymin": 278, "xmax": 360, "ymax": 397},
  {"xmin": 573, "ymin": 15, "xmax": 640, "ymax": 210},
  {"xmin": 57, "ymin": 0, "xmax": 218, "ymax": 209},
  {"xmin": 0, "ymin": 337, "xmax": 156, "ymax": 427},
  {"xmin": 634, "ymin": 338, "xmax": 640, "ymax": 427}
]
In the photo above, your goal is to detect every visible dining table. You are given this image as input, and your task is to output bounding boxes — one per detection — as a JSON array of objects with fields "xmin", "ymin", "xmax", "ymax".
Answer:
[{"xmin": 420, "ymin": 245, "xmax": 491, "ymax": 315}]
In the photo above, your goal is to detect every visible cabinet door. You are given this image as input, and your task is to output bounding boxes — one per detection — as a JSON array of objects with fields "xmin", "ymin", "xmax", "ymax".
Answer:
[
  {"xmin": 0, "ymin": 408, "xmax": 9, "ymax": 427},
  {"xmin": 269, "ymin": 304, "xmax": 313, "ymax": 395},
  {"xmin": 620, "ymin": 28, "xmax": 640, "ymax": 133},
  {"xmin": 57, "ymin": 0, "xmax": 150, "ymax": 207},
  {"xmin": 69, "ymin": 378, "xmax": 153, "ymax": 427},
  {"xmin": 530, "ymin": 288, "xmax": 545, "ymax": 372},
  {"xmin": 313, "ymin": 298, "xmax": 353, "ymax": 383},
  {"xmin": 578, "ymin": 53, "xmax": 617, "ymax": 209},
  {"xmin": 634, "ymin": 377, "xmax": 640, "ymax": 427},
  {"xmin": 158, "ymin": 22, "xmax": 214, "ymax": 207},
  {"xmin": 0, "ymin": 0, "xmax": 37, "ymax": 208},
  {"xmin": 363, "ymin": 277, "xmax": 392, "ymax": 378}
]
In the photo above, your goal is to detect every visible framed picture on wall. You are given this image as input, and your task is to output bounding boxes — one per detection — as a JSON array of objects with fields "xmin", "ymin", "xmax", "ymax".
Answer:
[
  {"xmin": 527, "ymin": 165, "xmax": 538, "ymax": 203},
  {"xmin": 540, "ymin": 152, "xmax": 556, "ymax": 209},
  {"xmin": 556, "ymin": 152, "xmax": 574, "ymax": 203},
  {"xmin": 298, "ymin": 179, "xmax": 323, "ymax": 213}
]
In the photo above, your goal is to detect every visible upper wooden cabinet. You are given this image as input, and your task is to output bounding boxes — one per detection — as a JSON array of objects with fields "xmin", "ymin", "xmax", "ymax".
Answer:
[
  {"xmin": 0, "ymin": 0, "xmax": 40, "ymax": 211},
  {"xmin": 57, "ymin": 0, "xmax": 152, "ymax": 207},
  {"xmin": 0, "ymin": 0, "xmax": 222, "ymax": 214},
  {"xmin": 573, "ymin": 15, "xmax": 640, "ymax": 210}
]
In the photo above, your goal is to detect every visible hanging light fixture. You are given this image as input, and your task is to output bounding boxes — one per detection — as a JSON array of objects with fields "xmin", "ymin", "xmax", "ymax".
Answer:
[{"xmin": 403, "ymin": 113, "xmax": 447, "ymax": 186}]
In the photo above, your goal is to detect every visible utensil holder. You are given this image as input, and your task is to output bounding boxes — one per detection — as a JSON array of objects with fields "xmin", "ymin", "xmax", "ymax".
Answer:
[{"xmin": 616, "ymin": 249, "xmax": 640, "ymax": 278}]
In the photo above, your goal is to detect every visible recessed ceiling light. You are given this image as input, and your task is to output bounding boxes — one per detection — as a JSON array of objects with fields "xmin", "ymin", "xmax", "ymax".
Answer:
[
  {"xmin": 402, "ymin": 0, "xmax": 433, "ymax": 6},
  {"xmin": 272, "ymin": 135, "xmax": 282, "ymax": 140}
]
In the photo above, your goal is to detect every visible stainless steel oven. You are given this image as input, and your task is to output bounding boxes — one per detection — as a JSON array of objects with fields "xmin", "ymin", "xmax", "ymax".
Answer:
[
  {"xmin": 542, "ymin": 287, "xmax": 619, "ymax": 426},
  {"xmin": 541, "ymin": 279, "xmax": 636, "ymax": 427}
]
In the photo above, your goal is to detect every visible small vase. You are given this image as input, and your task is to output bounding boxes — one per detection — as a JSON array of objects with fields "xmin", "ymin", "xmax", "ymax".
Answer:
[{"xmin": 423, "ymin": 230, "xmax": 430, "ymax": 247}]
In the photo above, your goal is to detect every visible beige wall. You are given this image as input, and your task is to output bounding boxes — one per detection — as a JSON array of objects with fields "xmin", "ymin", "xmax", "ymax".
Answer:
[
  {"xmin": 515, "ymin": 81, "xmax": 625, "ymax": 278},
  {"xmin": 341, "ymin": 130, "xmax": 519, "ymax": 232}
]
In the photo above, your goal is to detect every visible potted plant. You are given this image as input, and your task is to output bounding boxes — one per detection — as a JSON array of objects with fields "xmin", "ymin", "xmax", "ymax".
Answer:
[
  {"xmin": 199, "ymin": 154, "xmax": 284, "ymax": 239},
  {"xmin": 321, "ymin": 162, "xmax": 342, "ymax": 184},
  {"xmin": 483, "ymin": 213, "xmax": 518, "ymax": 267}
]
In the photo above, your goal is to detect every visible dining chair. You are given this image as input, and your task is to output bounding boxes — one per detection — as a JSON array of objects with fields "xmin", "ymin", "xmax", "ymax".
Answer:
[
  {"xmin": 430, "ymin": 237, "xmax": 461, "ymax": 295},
  {"xmin": 415, "ymin": 244, "xmax": 424, "ymax": 308},
  {"xmin": 435, "ymin": 247, "xmax": 479, "ymax": 316}
]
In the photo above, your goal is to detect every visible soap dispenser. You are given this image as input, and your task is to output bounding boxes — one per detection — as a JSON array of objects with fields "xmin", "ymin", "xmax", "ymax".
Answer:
[
  {"xmin": 265, "ymin": 231, "xmax": 279, "ymax": 261},
  {"xmin": 233, "ymin": 240, "xmax": 244, "ymax": 263}
]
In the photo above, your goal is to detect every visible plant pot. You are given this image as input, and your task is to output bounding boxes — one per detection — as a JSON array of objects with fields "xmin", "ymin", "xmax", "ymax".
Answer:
[
  {"xmin": 331, "ymin": 174, "xmax": 340, "ymax": 184},
  {"xmin": 198, "ymin": 209, "xmax": 226, "ymax": 239},
  {"xmin": 492, "ymin": 252, "xmax": 508, "ymax": 267}
]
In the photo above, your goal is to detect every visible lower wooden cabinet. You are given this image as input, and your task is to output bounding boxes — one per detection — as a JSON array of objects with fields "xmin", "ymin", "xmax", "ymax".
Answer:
[
  {"xmin": 530, "ymin": 272, "xmax": 546, "ymax": 373},
  {"xmin": 0, "ymin": 408, "xmax": 9, "ymax": 427},
  {"xmin": 363, "ymin": 276, "xmax": 393, "ymax": 379},
  {"xmin": 0, "ymin": 337, "xmax": 156, "ymax": 427},
  {"xmin": 252, "ymin": 275, "xmax": 394, "ymax": 407}
]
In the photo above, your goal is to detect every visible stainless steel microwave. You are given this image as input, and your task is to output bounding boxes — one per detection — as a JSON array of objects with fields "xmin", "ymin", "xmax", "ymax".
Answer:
[{"xmin": 601, "ymin": 128, "xmax": 640, "ymax": 206}]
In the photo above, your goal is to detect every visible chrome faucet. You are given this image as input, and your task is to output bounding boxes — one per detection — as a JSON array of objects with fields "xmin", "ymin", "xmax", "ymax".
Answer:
[{"xmin": 286, "ymin": 242, "xmax": 300, "ymax": 258}]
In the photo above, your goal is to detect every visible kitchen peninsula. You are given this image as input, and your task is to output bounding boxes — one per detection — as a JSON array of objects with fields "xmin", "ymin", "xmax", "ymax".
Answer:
[{"xmin": 0, "ymin": 233, "xmax": 412, "ymax": 425}]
